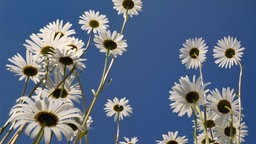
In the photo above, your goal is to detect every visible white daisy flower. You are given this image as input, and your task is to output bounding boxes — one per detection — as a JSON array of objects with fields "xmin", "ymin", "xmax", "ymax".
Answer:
[
  {"xmin": 37, "ymin": 72, "xmax": 82, "ymax": 103},
  {"xmin": 39, "ymin": 19, "xmax": 76, "ymax": 38},
  {"xmin": 112, "ymin": 0, "xmax": 143, "ymax": 17},
  {"xmin": 66, "ymin": 37, "xmax": 85, "ymax": 52},
  {"xmin": 169, "ymin": 75, "xmax": 210, "ymax": 117},
  {"xmin": 194, "ymin": 111, "xmax": 216, "ymax": 132},
  {"xmin": 24, "ymin": 30, "xmax": 67, "ymax": 58},
  {"xmin": 6, "ymin": 50, "xmax": 45, "ymax": 83},
  {"xmin": 196, "ymin": 132, "xmax": 218, "ymax": 144},
  {"xmin": 207, "ymin": 87, "xmax": 239, "ymax": 125},
  {"xmin": 215, "ymin": 117, "xmax": 248, "ymax": 143},
  {"xmin": 179, "ymin": 37, "xmax": 208, "ymax": 69},
  {"xmin": 156, "ymin": 131, "xmax": 188, "ymax": 144},
  {"xmin": 94, "ymin": 30, "xmax": 127, "ymax": 58},
  {"xmin": 79, "ymin": 10, "xmax": 109, "ymax": 34},
  {"xmin": 120, "ymin": 137, "xmax": 138, "ymax": 144},
  {"xmin": 52, "ymin": 48, "xmax": 86, "ymax": 72},
  {"xmin": 213, "ymin": 36, "xmax": 245, "ymax": 69},
  {"xmin": 9, "ymin": 96, "xmax": 83, "ymax": 144},
  {"xmin": 104, "ymin": 97, "xmax": 132, "ymax": 121}
]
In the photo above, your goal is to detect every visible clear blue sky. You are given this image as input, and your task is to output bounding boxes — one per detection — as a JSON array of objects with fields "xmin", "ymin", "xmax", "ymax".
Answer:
[{"xmin": 0, "ymin": 0, "xmax": 255, "ymax": 143}]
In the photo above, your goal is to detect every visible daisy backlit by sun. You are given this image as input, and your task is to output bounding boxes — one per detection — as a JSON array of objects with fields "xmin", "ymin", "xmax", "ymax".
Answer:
[
  {"xmin": 207, "ymin": 87, "xmax": 239, "ymax": 125},
  {"xmin": 39, "ymin": 19, "xmax": 76, "ymax": 38},
  {"xmin": 112, "ymin": 0, "xmax": 143, "ymax": 17},
  {"xmin": 37, "ymin": 72, "xmax": 82, "ymax": 103},
  {"xmin": 120, "ymin": 137, "xmax": 138, "ymax": 144},
  {"xmin": 213, "ymin": 36, "xmax": 245, "ymax": 69},
  {"xmin": 104, "ymin": 97, "xmax": 132, "ymax": 121},
  {"xmin": 179, "ymin": 37, "xmax": 208, "ymax": 69},
  {"xmin": 156, "ymin": 131, "xmax": 188, "ymax": 144},
  {"xmin": 94, "ymin": 30, "xmax": 127, "ymax": 58},
  {"xmin": 6, "ymin": 50, "xmax": 45, "ymax": 83},
  {"xmin": 79, "ymin": 10, "xmax": 109, "ymax": 34},
  {"xmin": 9, "ymin": 96, "xmax": 82, "ymax": 144},
  {"xmin": 215, "ymin": 117, "xmax": 248, "ymax": 143},
  {"xmin": 169, "ymin": 75, "xmax": 210, "ymax": 117}
]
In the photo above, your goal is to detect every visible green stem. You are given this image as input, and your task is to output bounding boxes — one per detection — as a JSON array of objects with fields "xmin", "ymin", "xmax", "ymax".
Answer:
[
  {"xmin": 115, "ymin": 113, "xmax": 121, "ymax": 144},
  {"xmin": 237, "ymin": 60, "xmax": 243, "ymax": 144},
  {"xmin": 120, "ymin": 10, "xmax": 129, "ymax": 34},
  {"xmin": 60, "ymin": 65, "xmax": 67, "ymax": 98},
  {"xmin": 32, "ymin": 124, "xmax": 45, "ymax": 144},
  {"xmin": 195, "ymin": 105, "xmax": 209, "ymax": 144},
  {"xmin": 82, "ymin": 30, "xmax": 93, "ymax": 55},
  {"xmin": 7, "ymin": 123, "xmax": 26, "ymax": 144},
  {"xmin": 193, "ymin": 108, "xmax": 198, "ymax": 144}
]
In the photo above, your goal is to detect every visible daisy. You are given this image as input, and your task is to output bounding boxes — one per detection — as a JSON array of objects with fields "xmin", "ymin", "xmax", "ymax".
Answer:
[
  {"xmin": 24, "ymin": 30, "xmax": 67, "ymax": 58},
  {"xmin": 179, "ymin": 37, "xmax": 208, "ymax": 69},
  {"xmin": 196, "ymin": 132, "xmax": 219, "ymax": 144},
  {"xmin": 207, "ymin": 87, "xmax": 239, "ymax": 125},
  {"xmin": 213, "ymin": 36, "xmax": 245, "ymax": 69},
  {"xmin": 156, "ymin": 131, "xmax": 188, "ymax": 144},
  {"xmin": 194, "ymin": 111, "xmax": 216, "ymax": 132},
  {"xmin": 120, "ymin": 137, "xmax": 138, "ymax": 144},
  {"xmin": 6, "ymin": 50, "xmax": 45, "ymax": 83},
  {"xmin": 79, "ymin": 10, "xmax": 109, "ymax": 34},
  {"xmin": 37, "ymin": 72, "xmax": 82, "ymax": 103},
  {"xmin": 215, "ymin": 117, "xmax": 248, "ymax": 143},
  {"xmin": 104, "ymin": 97, "xmax": 132, "ymax": 121},
  {"xmin": 9, "ymin": 96, "xmax": 83, "ymax": 144},
  {"xmin": 169, "ymin": 75, "xmax": 210, "ymax": 117},
  {"xmin": 66, "ymin": 37, "xmax": 85, "ymax": 52},
  {"xmin": 52, "ymin": 47, "xmax": 86, "ymax": 72},
  {"xmin": 94, "ymin": 30, "xmax": 127, "ymax": 58},
  {"xmin": 39, "ymin": 19, "xmax": 76, "ymax": 38},
  {"xmin": 112, "ymin": 0, "xmax": 143, "ymax": 17}
]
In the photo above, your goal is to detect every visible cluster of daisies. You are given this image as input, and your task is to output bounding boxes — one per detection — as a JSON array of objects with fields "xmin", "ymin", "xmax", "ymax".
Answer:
[
  {"xmin": 159, "ymin": 36, "xmax": 247, "ymax": 144},
  {"xmin": 2, "ymin": 0, "xmax": 143, "ymax": 144}
]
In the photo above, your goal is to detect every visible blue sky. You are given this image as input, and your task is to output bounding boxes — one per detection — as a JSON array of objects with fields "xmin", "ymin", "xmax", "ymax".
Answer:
[{"xmin": 0, "ymin": 0, "xmax": 255, "ymax": 143}]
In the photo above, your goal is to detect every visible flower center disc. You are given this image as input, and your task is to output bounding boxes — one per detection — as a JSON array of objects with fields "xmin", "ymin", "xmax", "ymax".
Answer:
[
  {"xmin": 122, "ymin": 0, "xmax": 135, "ymax": 10},
  {"xmin": 205, "ymin": 119, "xmax": 215, "ymax": 129},
  {"xmin": 89, "ymin": 20, "xmax": 100, "ymax": 28},
  {"xmin": 225, "ymin": 48, "xmax": 235, "ymax": 58},
  {"xmin": 34, "ymin": 111, "xmax": 58, "ymax": 127},
  {"xmin": 185, "ymin": 91, "xmax": 199, "ymax": 103},
  {"xmin": 59, "ymin": 56, "xmax": 74, "ymax": 66},
  {"xmin": 22, "ymin": 66, "xmax": 38, "ymax": 77},
  {"xmin": 103, "ymin": 40, "xmax": 117, "ymax": 50},
  {"xmin": 217, "ymin": 99, "xmax": 232, "ymax": 114},
  {"xmin": 224, "ymin": 126, "xmax": 236, "ymax": 137},
  {"xmin": 114, "ymin": 105, "xmax": 124, "ymax": 112},
  {"xmin": 41, "ymin": 46, "xmax": 55, "ymax": 56},
  {"xmin": 52, "ymin": 88, "xmax": 68, "ymax": 99},
  {"xmin": 189, "ymin": 47, "xmax": 199, "ymax": 59},
  {"xmin": 166, "ymin": 140, "xmax": 178, "ymax": 144}
]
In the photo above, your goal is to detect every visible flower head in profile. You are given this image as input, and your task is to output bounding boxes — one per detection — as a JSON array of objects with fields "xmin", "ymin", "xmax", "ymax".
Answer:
[
  {"xmin": 120, "ymin": 137, "xmax": 138, "ymax": 144},
  {"xmin": 39, "ymin": 19, "xmax": 76, "ymax": 38},
  {"xmin": 156, "ymin": 131, "xmax": 188, "ymax": 144},
  {"xmin": 169, "ymin": 75, "xmax": 210, "ymax": 117},
  {"xmin": 179, "ymin": 37, "xmax": 208, "ymax": 69},
  {"xmin": 215, "ymin": 117, "xmax": 248, "ymax": 143},
  {"xmin": 94, "ymin": 30, "xmax": 127, "ymax": 58},
  {"xmin": 104, "ymin": 97, "xmax": 132, "ymax": 121},
  {"xmin": 9, "ymin": 96, "xmax": 82, "ymax": 144},
  {"xmin": 113, "ymin": 0, "xmax": 143, "ymax": 17},
  {"xmin": 6, "ymin": 50, "xmax": 45, "ymax": 83},
  {"xmin": 207, "ymin": 87, "xmax": 239, "ymax": 124},
  {"xmin": 213, "ymin": 36, "xmax": 245, "ymax": 69},
  {"xmin": 79, "ymin": 10, "xmax": 109, "ymax": 34}
]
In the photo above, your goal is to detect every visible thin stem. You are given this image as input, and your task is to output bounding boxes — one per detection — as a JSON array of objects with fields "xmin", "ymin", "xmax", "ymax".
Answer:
[
  {"xmin": 0, "ymin": 122, "xmax": 14, "ymax": 143},
  {"xmin": 7, "ymin": 123, "xmax": 26, "ymax": 144},
  {"xmin": 75, "ymin": 71, "xmax": 87, "ymax": 114},
  {"xmin": 60, "ymin": 65, "xmax": 67, "ymax": 98},
  {"xmin": 120, "ymin": 10, "xmax": 129, "ymax": 34},
  {"xmin": 32, "ymin": 124, "xmax": 45, "ymax": 144},
  {"xmin": 82, "ymin": 30, "xmax": 93, "ymax": 55},
  {"xmin": 115, "ymin": 113, "xmax": 121, "ymax": 144},
  {"xmin": 236, "ymin": 60, "xmax": 243, "ymax": 144},
  {"xmin": 195, "ymin": 105, "xmax": 209, "ymax": 144},
  {"xmin": 22, "ymin": 76, "xmax": 29, "ymax": 96},
  {"xmin": 193, "ymin": 108, "xmax": 198, "ymax": 144},
  {"xmin": 73, "ymin": 51, "xmax": 114, "ymax": 144}
]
